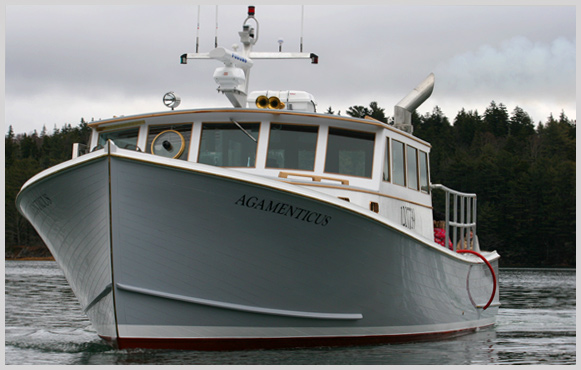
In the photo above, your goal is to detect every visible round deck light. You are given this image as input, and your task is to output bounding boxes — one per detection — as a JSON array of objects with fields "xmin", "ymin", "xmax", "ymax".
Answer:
[{"xmin": 163, "ymin": 91, "xmax": 181, "ymax": 110}]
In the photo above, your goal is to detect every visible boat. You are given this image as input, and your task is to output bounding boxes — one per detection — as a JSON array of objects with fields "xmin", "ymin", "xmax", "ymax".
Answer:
[{"xmin": 16, "ymin": 6, "xmax": 499, "ymax": 351}]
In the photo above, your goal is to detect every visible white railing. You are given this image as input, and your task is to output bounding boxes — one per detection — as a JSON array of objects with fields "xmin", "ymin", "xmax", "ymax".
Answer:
[
  {"xmin": 431, "ymin": 184, "xmax": 480, "ymax": 252},
  {"xmin": 72, "ymin": 143, "xmax": 88, "ymax": 159}
]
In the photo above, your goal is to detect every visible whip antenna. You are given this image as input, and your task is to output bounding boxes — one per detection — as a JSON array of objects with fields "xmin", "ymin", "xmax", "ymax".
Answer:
[
  {"xmin": 195, "ymin": 5, "xmax": 200, "ymax": 53},
  {"xmin": 215, "ymin": 5, "xmax": 219, "ymax": 48},
  {"xmin": 300, "ymin": 5, "xmax": 304, "ymax": 53}
]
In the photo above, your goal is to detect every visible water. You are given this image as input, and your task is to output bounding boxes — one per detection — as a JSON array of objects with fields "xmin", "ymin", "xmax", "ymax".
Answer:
[{"xmin": 5, "ymin": 261, "xmax": 576, "ymax": 365}]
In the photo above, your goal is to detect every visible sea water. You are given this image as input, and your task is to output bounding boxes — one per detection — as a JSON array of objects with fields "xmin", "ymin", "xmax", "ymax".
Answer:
[{"xmin": 4, "ymin": 261, "xmax": 576, "ymax": 365}]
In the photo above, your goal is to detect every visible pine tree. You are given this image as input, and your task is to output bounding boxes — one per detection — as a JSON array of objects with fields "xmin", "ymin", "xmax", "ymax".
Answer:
[
  {"xmin": 368, "ymin": 102, "xmax": 387, "ymax": 123},
  {"xmin": 483, "ymin": 101, "xmax": 510, "ymax": 137},
  {"xmin": 453, "ymin": 108, "xmax": 481, "ymax": 148},
  {"xmin": 509, "ymin": 106, "xmax": 535, "ymax": 139},
  {"xmin": 5, "ymin": 125, "xmax": 16, "ymax": 167},
  {"xmin": 346, "ymin": 105, "xmax": 371, "ymax": 119}
]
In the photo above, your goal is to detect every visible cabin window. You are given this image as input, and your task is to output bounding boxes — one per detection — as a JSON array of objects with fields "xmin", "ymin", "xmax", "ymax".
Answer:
[
  {"xmin": 146, "ymin": 124, "xmax": 192, "ymax": 160},
  {"xmin": 198, "ymin": 122, "xmax": 260, "ymax": 167},
  {"xmin": 419, "ymin": 150, "xmax": 430, "ymax": 193},
  {"xmin": 325, "ymin": 128, "xmax": 375, "ymax": 178},
  {"xmin": 266, "ymin": 124, "xmax": 318, "ymax": 170},
  {"xmin": 383, "ymin": 138, "xmax": 390, "ymax": 182},
  {"xmin": 407, "ymin": 146, "xmax": 419, "ymax": 190},
  {"xmin": 392, "ymin": 140, "xmax": 406, "ymax": 186},
  {"xmin": 98, "ymin": 127, "xmax": 140, "ymax": 150}
]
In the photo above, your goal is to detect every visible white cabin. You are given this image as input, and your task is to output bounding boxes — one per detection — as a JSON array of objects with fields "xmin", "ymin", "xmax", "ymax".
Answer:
[{"xmin": 84, "ymin": 106, "xmax": 435, "ymax": 243}]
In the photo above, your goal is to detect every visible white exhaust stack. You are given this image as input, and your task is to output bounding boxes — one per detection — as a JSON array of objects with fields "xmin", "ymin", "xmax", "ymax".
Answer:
[{"xmin": 394, "ymin": 73, "xmax": 435, "ymax": 134}]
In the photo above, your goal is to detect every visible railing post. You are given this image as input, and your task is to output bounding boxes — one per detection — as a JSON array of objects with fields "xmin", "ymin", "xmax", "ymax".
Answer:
[
  {"xmin": 465, "ymin": 197, "xmax": 474, "ymax": 249},
  {"xmin": 444, "ymin": 191, "xmax": 450, "ymax": 251},
  {"xmin": 473, "ymin": 197, "xmax": 479, "ymax": 252},
  {"xmin": 460, "ymin": 196, "xmax": 466, "ymax": 250},
  {"xmin": 452, "ymin": 194, "xmax": 458, "ymax": 251}
]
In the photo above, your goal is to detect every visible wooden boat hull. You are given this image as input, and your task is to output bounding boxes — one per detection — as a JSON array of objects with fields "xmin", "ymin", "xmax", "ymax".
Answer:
[{"xmin": 17, "ymin": 142, "xmax": 499, "ymax": 350}]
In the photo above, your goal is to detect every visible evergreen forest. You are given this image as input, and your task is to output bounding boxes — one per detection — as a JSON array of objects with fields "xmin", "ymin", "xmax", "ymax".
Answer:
[{"xmin": 5, "ymin": 102, "xmax": 576, "ymax": 267}]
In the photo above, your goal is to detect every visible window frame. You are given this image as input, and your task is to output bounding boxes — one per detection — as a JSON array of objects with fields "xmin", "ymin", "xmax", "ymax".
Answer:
[
  {"xmin": 324, "ymin": 127, "xmax": 376, "ymax": 179},
  {"xmin": 419, "ymin": 150, "xmax": 430, "ymax": 194},
  {"xmin": 383, "ymin": 137, "xmax": 391, "ymax": 182},
  {"xmin": 197, "ymin": 121, "xmax": 261, "ymax": 168},
  {"xmin": 406, "ymin": 145, "xmax": 419, "ymax": 191},
  {"xmin": 265, "ymin": 122, "xmax": 319, "ymax": 171},
  {"xmin": 391, "ymin": 139, "xmax": 406, "ymax": 187},
  {"xmin": 97, "ymin": 126, "xmax": 141, "ymax": 151}
]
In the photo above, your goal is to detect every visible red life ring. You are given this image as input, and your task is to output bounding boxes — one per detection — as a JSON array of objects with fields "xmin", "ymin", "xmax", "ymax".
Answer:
[{"xmin": 457, "ymin": 249, "xmax": 497, "ymax": 310}]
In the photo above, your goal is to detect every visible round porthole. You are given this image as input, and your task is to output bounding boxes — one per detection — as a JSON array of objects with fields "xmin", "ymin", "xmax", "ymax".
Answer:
[{"xmin": 151, "ymin": 130, "xmax": 185, "ymax": 159}]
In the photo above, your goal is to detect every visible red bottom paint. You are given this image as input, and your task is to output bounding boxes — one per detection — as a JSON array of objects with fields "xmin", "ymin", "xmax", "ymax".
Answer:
[{"xmin": 100, "ymin": 325, "xmax": 494, "ymax": 351}]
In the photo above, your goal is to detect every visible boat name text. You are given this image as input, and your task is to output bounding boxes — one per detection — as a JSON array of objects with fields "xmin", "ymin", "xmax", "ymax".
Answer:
[
  {"xmin": 235, "ymin": 195, "xmax": 332, "ymax": 226},
  {"xmin": 401, "ymin": 206, "xmax": 415, "ymax": 229},
  {"xmin": 30, "ymin": 194, "xmax": 53, "ymax": 214}
]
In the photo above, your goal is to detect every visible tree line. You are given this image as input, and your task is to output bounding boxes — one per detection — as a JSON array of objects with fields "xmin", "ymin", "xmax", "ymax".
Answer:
[
  {"xmin": 5, "ymin": 103, "xmax": 576, "ymax": 267},
  {"xmin": 338, "ymin": 101, "xmax": 575, "ymax": 267},
  {"xmin": 5, "ymin": 121, "xmax": 91, "ymax": 258}
]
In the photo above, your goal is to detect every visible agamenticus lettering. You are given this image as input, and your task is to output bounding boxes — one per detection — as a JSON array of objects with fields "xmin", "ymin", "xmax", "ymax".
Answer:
[{"xmin": 235, "ymin": 195, "xmax": 331, "ymax": 226}]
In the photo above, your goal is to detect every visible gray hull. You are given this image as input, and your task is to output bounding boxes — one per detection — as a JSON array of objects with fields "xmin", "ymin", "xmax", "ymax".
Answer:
[
  {"xmin": 17, "ymin": 146, "xmax": 499, "ymax": 350},
  {"xmin": 16, "ymin": 156, "xmax": 117, "ymax": 340}
]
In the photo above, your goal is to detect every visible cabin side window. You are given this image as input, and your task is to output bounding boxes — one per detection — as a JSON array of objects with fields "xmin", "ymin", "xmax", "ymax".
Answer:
[
  {"xmin": 146, "ymin": 124, "xmax": 192, "ymax": 160},
  {"xmin": 392, "ymin": 140, "xmax": 406, "ymax": 186},
  {"xmin": 198, "ymin": 122, "xmax": 260, "ymax": 167},
  {"xmin": 98, "ymin": 127, "xmax": 140, "ymax": 150},
  {"xmin": 325, "ymin": 128, "xmax": 375, "ymax": 178},
  {"xmin": 383, "ymin": 138, "xmax": 390, "ymax": 182},
  {"xmin": 407, "ymin": 146, "xmax": 419, "ymax": 190},
  {"xmin": 266, "ymin": 124, "xmax": 318, "ymax": 170},
  {"xmin": 419, "ymin": 150, "xmax": 430, "ymax": 193}
]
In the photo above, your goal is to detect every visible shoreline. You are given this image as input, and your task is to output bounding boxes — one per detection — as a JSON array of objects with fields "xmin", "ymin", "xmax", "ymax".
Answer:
[{"xmin": 5, "ymin": 257, "xmax": 55, "ymax": 261}]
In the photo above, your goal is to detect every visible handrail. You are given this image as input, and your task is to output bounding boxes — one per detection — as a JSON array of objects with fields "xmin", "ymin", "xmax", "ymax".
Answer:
[
  {"xmin": 431, "ymin": 184, "xmax": 479, "ymax": 252},
  {"xmin": 278, "ymin": 171, "xmax": 350, "ymax": 185}
]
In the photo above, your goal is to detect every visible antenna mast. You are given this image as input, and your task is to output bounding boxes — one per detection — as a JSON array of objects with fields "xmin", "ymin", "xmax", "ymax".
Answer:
[{"xmin": 180, "ymin": 5, "xmax": 319, "ymax": 108}]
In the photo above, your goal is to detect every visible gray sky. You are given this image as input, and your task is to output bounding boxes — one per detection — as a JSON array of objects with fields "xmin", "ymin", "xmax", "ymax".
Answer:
[{"xmin": 4, "ymin": 3, "xmax": 577, "ymax": 135}]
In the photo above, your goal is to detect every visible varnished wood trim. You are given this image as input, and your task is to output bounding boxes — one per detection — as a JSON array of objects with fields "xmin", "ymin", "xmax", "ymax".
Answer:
[
  {"xmin": 88, "ymin": 109, "xmax": 431, "ymax": 147},
  {"xmin": 96, "ymin": 120, "xmax": 145, "ymax": 132},
  {"xmin": 279, "ymin": 171, "xmax": 349, "ymax": 185},
  {"xmin": 279, "ymin": 180, "xmax": 433, "ymax": 209}
]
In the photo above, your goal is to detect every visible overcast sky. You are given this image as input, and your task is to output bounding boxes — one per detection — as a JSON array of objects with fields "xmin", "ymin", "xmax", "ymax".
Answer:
[{"xmin": 4, "ymin": 3, "xmax": 577, "ymax": 135}]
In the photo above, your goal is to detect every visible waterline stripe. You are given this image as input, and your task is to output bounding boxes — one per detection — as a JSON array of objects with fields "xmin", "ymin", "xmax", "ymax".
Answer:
[{"xmin": 117, "ymin": 319, "xmax": 497, "ymax": 339}]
